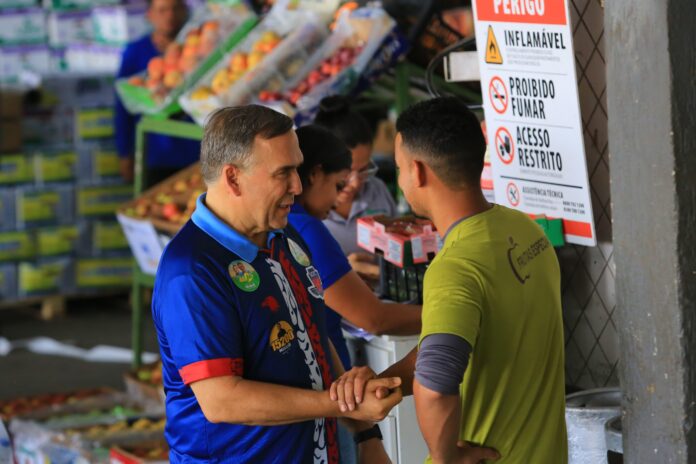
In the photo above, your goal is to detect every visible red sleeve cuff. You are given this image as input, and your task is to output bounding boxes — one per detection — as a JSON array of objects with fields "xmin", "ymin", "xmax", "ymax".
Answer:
[{"xmin": 179, "ymin": 358, "xmax": 244, "ymax": 385}]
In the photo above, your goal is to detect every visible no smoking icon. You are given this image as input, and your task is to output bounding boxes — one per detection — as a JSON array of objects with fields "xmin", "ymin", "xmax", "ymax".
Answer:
[
  {"xmin": 506, "ymin": 182, "xmax": 520, "ymax": 207},
  {"xmin": 488, "ymin": 76, "xmax": 508, "ymax": 114},
  {"xmin": 495, "ymin": 127, "xmax": 514, "ymax": 165}
]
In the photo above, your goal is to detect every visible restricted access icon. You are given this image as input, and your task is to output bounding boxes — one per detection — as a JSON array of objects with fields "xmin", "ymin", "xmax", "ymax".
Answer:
[
  {"xmin": 506, "ymin": 182, "xmax": 520, "ymax": 207},
  {"xmin": 495, "ymin": 127, "xmax": 514, "ymax": 165},
  {"xmin": 488, "ymin": 76, "xmax": 508, "ymax": 114},
  {"xmin": 485, "ymin": 26, "xmax": 503, "ymax": 64}
]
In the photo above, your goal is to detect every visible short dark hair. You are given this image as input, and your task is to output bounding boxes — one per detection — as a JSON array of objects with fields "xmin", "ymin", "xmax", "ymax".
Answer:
[
  {"xmin": 200, "ymin": 105, "xmax": 294, "ymax": 183},
  {"xmin": 314, "ymin": 95, "xmax": 373, "ymax": 149},
  {"xmin": 396, "ymin": 97, "xmax": 485, "ymax": 189},
  {"xmin": 295, "ymin": 124, "xmax": 352, "ymax": 189}
]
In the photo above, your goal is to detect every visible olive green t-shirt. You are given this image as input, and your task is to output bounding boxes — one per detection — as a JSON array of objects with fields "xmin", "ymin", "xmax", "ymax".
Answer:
[{"xmin": 420, "ymin": 205, "xmax": 567, "ymax": 464}]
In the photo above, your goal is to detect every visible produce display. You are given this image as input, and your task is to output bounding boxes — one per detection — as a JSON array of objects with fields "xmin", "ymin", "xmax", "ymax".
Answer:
[
  {"xmin": 63, "ymin": 417, "xmax": 165, "ymax": 441},
  {"xmin": 111, "ymin": 440, "xmax": 169, "ymax": 464},
  {"xmin": 40, "ymin": 405, "xmax": 143, "ymax": 429},
  {"xmin": 133, "ymin": 362, "xmax": 163, "ymax": 387},
  {"xmin": 357, "ymin": 215, "xmax": 442, "ymax": 267},
  {"xmin": 120, "ymin": 163, "xmax": 204, "ymax": 233},
  {"xmin": 0, "ymin": 388, "xmax": 113, "ymax": 420},
  {"xmin": 116, "ymin": 2, "xmax": 256, "ymax": 115},
  {"xmin": 180, "ymin": 4, "xmax": 328, "ymax": 125}
]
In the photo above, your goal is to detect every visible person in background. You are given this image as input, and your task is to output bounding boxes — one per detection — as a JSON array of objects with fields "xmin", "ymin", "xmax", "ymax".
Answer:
[
  {"xmin": 115, "ymin": 0, "xmax": 201, "ymax": 185},
  {"xmin": 330, "ymin": 97, "xmax": 567, "ymax": 463},
  {"xmin": 152, "ymin": 105, "xmax": 402, "ymax": 463},
  {"xmin": 315, "ymin": 96, "xmax": 397, "ymax": 261}
]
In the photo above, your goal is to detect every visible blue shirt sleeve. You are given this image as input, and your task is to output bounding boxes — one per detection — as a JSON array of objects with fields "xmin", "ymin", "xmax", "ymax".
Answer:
[
  {"xmin": 293, "ymin": 216, "xmax": 352, "ymax": 289},
  {"xmin": 156, "ymin": 273, "xmax": 245, "ymax": 384}
]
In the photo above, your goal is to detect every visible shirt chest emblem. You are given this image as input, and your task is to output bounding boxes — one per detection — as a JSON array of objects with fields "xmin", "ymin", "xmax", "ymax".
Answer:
[{"xmin": 269, "ymin": 320, "xmax": 295, "ymax": 354}]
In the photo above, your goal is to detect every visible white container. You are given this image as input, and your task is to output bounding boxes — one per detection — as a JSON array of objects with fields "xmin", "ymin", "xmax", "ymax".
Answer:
[
  {"xmin": 566, "ymin": 388, "xmax": 622, "ymax": 464},
  {"xmin": 0, "ymin": 44, "xmax": 51, "ymax": 82},
  {"xmin": 64, "ymin": 43, "xmax": 123, "ymax": 73}
]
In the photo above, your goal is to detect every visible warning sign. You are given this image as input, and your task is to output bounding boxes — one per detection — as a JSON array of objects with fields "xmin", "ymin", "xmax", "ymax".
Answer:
[
  {"xmin": 485, "ymin": 26, "xmax": 503, "ymax": 64},
  {"xmin": 473, "ymin": 0, "xmax": 596, "ymax": 246},
  {"xmin": 489, "ymin": 76, "xmax": 508, "ymax": 114},
  {"xmin": 506, "ymin": 182, "xmax": 520, "ymax": 207},
  {"xmin": 495, "ymin": 127, "xmax": 514, "ymax": 164}
]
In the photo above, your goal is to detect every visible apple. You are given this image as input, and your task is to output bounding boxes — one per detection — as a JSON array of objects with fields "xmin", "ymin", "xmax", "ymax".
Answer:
[
  {"xmin": 147, "ymin": 57, "xmax": 165, "ymax": 80},
  {"xmin": 211, "ymin": 68, "xmax": 231, "ymax": 95},
  {"xmin": 247, "ymin": 51, "xmax": 264, "ymax": 70},
  {"xmin": 229, "ymin": 52, "xmax": 248, "ymax": 73},
  {"xmin": 128, "ymin": 76, "xmax": 145, "ymax": 87}
]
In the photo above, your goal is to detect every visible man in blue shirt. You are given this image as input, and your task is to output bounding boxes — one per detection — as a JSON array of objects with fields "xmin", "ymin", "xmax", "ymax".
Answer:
[
  {"xmin": 115, "ymin": 0, "xmax": 200, "ymax": 185},
  {"xmin": 153, "ymin": 105, "xmax": 401, "ymax": 463}
]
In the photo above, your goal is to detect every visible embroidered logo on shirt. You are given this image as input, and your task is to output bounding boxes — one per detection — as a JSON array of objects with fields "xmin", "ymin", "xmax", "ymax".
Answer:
[
  {"xmin": 229, "ymin": 260, "xmax": 260, "ymax": 292},
  {"xmin": 305, "ymin": 266, "xmax": 324, "ymax": 299},
  {"xmin": 507, "ymin": 236, "xmax": 550, "ymax": 284},
  {"xmin": 269, "ymin": 320, "xmax": 295, "ymax": 354},
  {"xmin": 288, "ymin": 238, "xmax": 311, "ymax": 267}
]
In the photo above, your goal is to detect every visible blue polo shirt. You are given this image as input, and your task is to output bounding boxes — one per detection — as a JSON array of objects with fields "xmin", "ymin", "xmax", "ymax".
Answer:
[
  {"xmin": 115, "ymin": 34, "xmax": 200, "ymax": 168},
  {"xmin": 153, "ymin": 195, "xmax": 339, "ymax": 463},
  {"xmin": 288, "ymin": 204, "xmax": 353, "ymax": 370}
]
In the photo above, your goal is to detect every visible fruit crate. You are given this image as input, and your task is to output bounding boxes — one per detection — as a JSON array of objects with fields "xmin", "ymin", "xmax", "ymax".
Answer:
[
  {"xmin": 115, "ymin": 3, "xmax": 257, "ymax": 116},
  {"xmin": 179, "ymin": 3, "xmax": 328, "ymax": 125}
]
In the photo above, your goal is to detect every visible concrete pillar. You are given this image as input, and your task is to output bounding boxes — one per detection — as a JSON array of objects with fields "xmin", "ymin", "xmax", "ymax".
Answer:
[{"xmin": 605, "ymin": 0, "xmax": 696, "ymax": 461}]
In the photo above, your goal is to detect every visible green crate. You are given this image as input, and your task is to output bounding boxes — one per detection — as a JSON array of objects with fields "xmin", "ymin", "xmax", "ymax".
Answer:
[{"xmin": 115, "ymin": 15, "xmax": 258, "ymax": 117}]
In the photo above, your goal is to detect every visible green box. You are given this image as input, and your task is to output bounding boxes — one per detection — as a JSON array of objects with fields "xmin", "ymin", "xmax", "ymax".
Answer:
[
  {"xmin": 18, "ymin": 259, "xmax": 71, "ymax": 295},
  {"xmin": 76, "ymin": 108, "xmax": 114, "ymax": 139},
  {"xmin": 37, "ymin": 225, "xmax": 79, "ymax": 256},
  {"xmin": 76, "ymin": 257, "xmax": 132, "ymax": 288},
  {"xmin": 36, "ymin": 151, "xmax": 77, "ymax": 182},
  {"xmin": 0, "ymin": 231, "xmax": 35, "ymax": 262},
  {"xmin": 0, "ymin": 154, "xmax": 33, "ymax": 185},
  {"xmin": 92, "ymin": 220, "xmax": 128, "ymax": 253},
  {"xmin": 77, "ymin": 184, "xmax": 133, "ymax": 217}
]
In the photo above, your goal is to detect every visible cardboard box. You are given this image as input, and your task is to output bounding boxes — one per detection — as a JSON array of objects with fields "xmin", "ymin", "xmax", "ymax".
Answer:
[
  {"xmin": 77, "ymin": 183, "xmax": 132, "ymax": 217},
  {"xmin": 35, "ymin": 150, "xmax": 77, "ymax": 183},
  {"xmin": 75, "ymin": 107, "xmax": 114, "ymax": 139},
  {"xmin": 0, "ymin": 8, "xmax": 46, "ymax": 45},
  {"xmin": 357, "ymin": 215, "xmax": 442, "ymax": 267},
  {"xmin": 89, "ymin": 220, "xmax": 129, "ymax": 255},
  {"xmin": 92, "ymin": 3, "xmax": 150, "ymax": 46},
  {"xmin": 17, "ymin": 184, "xmax": 74, "ymax": 227},
  {"xmin": 77, "ymin": 142, "xmax": 121, "ymax": 181},
  {"xmin": 0, "ymin": 153, "xmax": 33, "ymax": 184},
  {"xmin": 47, "ymin": 8, "xmax": 92, "ymax": 47},
  {"xmin": 75, "ymin": 256, "xmax": 132, "ymax": 289},
  {"xmin": 36, "ymin": 224, "xmax": 82, "ymax": 257},
  {"xmin": 17, "ymin": 257, "xmax": 73, "ymax": 296},
  {"xmin": 0, "ymin": 44, "xmax": 51, "ymax": 82},
  {"xmin": 0, "ymin": 263, "xmax": 17, "ymax": 300}
]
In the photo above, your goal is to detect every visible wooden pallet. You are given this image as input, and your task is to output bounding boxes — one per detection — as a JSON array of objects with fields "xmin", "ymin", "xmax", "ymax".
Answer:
[{"xmin": 0, "ymin": 291, "xmax": 128, "ymax": 321}]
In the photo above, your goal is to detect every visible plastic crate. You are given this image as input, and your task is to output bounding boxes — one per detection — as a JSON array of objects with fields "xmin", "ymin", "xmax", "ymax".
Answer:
[{"xmin": 378, "ymin": 255, "xmax": 427, "ymax": 304}]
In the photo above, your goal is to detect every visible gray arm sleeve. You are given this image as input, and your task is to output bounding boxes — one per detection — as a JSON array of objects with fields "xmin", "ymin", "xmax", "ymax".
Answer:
[{"xmin": 414, "ymin": 333, "xmax": 472, "ymax": 395}]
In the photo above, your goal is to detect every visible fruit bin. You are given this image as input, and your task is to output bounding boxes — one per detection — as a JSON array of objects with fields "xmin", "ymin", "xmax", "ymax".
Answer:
[
  {"xmin": 179, "ymin": 3, "xmax": 328, "ymax": 125},
  {"xmin": 115, "ymin": 1, "xmax": 257, "ymax": 116},
  {"xmin": 269, "ymin": 6, "xmax": 398, "ymax": 122},
  {"xmin": 357, "ymin": 215, "xmax": 442, "ymax": 268}
]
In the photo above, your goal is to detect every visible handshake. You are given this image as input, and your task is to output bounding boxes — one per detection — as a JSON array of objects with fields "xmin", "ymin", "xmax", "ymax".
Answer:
[{"xmin": 329, "ymin": 366, "xmax": 399, "ymax": 422}]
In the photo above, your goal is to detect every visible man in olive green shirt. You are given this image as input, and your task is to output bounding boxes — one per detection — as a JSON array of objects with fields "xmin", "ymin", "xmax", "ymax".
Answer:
[{"xmin": 330, "ymin": 97, "xmax": 567, "ymax": 463}]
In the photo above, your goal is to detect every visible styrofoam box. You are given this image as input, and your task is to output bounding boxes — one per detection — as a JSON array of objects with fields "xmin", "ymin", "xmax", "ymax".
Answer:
[
  {"xmin": 92, "ymin": 2, "xmax": 150, "ymax": 46},
  {"xmin": 0, "ymin": 7, "xmax": 46, "ymax": 45},
  {"xmin": 64, "ymin": 43, "xmax": 123, "ymax": 73},
  {"xmin": 47, "ymin": 8, "xmax": 92, "ymax": 47},
  {"xmin": 0, "ymin": 44, "xmax": 51, "ymax": 82}
]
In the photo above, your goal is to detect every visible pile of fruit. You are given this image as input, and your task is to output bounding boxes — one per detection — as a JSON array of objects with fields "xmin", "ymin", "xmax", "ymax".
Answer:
[
  {"xmin": 127, "ymin": 21, "xmax": 222, "ymax": 100},
  {"xmin": 0, "ymin": 389, "xmax": 110, "ymax": 420},
  {"xmin": 258, "ymin": 44, "xmax": 363, "ymax": 105},
  {"xmin": 190, "ymin": 30, "xmax": 282, "ymax": 100},
  {"xmin": 65, "ymin": 417, "xmax": 166, "ymax": 441},
  {"xmin": 122, "ymin": 171, "xmax": 204, "ymax": 227},
  {"xmin": 133, "ymin": 362, "xmax": 163, "ymax": 387}
]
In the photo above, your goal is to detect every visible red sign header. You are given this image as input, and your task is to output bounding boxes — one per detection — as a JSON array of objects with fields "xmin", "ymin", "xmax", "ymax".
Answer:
[{"xmin": 476, "ymin": 0, "xmax": 567, "ymax": 25}]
